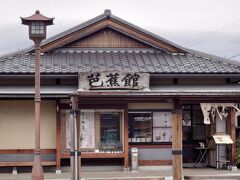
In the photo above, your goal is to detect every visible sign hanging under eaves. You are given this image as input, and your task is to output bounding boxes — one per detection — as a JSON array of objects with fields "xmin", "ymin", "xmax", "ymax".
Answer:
[{"xmin": 78, "ymin": 72, "xmax": 150, "ymax": 91}]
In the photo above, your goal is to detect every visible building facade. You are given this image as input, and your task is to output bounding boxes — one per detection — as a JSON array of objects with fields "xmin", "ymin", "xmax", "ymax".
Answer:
[{"xmin": 0, "ymin": 10, "xmax": 240, "ymax": 172}]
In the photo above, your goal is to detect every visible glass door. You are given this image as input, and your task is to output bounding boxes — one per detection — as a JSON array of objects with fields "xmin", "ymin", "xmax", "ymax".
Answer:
[{"xmin": 99, "ymin": 112, "xmax": 122, "ymax": 152}]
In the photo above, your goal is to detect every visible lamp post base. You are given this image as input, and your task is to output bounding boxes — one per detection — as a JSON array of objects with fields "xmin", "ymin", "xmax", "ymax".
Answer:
[{"xmin": 31, "ymin": 154, "xmax": 44, "ymax": 180}]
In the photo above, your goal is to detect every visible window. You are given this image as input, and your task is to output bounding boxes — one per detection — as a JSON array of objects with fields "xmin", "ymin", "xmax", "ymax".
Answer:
[
  {"xmin": 128, "ymin": 112, "xmax": 152, "ymax": 142},
  {"xmin": 60, "ymin": 109, "xmax": 123, "ymax": 153},
  {"xmin": 128, "ymin": 111, "xmax": 173, "ymax": 143},
  {"xmin": 182, "ymin": 105, "xmax": 206, "ymax": 142},
  {"xmin": 31, "ymin": 21, "xmax": 44, "ymax": 35}
]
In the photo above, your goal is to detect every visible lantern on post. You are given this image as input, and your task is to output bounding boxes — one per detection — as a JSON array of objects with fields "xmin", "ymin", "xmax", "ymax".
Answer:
[{"xmin": 21, "ymin": 10, "xmax": 54, "ymax": 180}]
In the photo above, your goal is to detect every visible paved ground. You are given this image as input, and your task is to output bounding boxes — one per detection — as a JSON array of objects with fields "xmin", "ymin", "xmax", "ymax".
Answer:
[{"xmin": 0, "ymin": 168, "xmax": 239, "ymax": 180}]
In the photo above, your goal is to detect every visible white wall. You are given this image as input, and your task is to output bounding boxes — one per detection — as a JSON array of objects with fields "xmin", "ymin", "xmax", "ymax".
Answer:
[{"xmin": 0, "ymin": 100, "xmax": 56, "ymax": 149}]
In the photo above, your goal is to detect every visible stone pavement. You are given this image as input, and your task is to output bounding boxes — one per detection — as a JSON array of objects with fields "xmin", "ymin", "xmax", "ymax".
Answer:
[{"xmin": 0, "ymin": 168, "xmax": 240, "ymax": 180}]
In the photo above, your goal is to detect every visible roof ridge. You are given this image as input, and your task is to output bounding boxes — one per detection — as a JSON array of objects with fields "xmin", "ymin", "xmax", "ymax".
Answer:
[{"xmin": 1, "ymin": 10, "xmax": 188, "ymax": 57}]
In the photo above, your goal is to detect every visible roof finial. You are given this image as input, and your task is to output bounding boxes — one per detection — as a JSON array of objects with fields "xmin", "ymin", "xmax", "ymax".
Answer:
[
  {"xmin": 104, "ymin": 9, "xmax": 111, "ymax": 17},
  {"xmin": 36, "ymin": 10, "xmax": 40, "ymax": 14}
]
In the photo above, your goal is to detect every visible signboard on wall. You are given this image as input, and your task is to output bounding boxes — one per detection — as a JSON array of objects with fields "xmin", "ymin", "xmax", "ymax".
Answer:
[
  {"xmin": 78, "ymin": 72, "xmax": 150, "ymax": 91},
  {"xmin": 80, "ymin": 110, "xmax": 95, "ymax": 150}
]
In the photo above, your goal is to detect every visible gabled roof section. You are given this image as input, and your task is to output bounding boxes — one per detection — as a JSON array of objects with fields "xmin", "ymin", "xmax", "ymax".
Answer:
[
  {"xmin": 63, "ymin": 28, "xmax": 151, "ymax": 48},
  {"xmin": 20, "ymin": 9, "xmax": 187, "ymax": 53}
]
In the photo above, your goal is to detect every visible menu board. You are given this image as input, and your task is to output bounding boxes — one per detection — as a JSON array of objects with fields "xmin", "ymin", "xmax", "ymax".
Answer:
[
  {"xmin": 80, "ymin": 110, "xmax": 95, "ymax": 150},
  {"xmin": 212, "ymin": 134, "xmax": 233, "ymax": 144}
]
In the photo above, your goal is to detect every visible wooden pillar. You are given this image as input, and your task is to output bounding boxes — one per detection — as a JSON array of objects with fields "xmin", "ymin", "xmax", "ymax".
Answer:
[
  {"xmin": 124, "ymin": 105, "xmax": 129, "ymax": 170},
  {"xmin": 228, "ymin": 108, "xmax": 236, "ymax": 166},
  {"xmin": 56, "ymin": 100, "xmax": 61, "ymax": 171},
  {"xmin": 172, "ymin": 101, "xmax": 183, "ymax": 180}
]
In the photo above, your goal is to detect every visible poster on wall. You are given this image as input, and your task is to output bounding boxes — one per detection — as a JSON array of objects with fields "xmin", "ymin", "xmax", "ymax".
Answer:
[
  {"xmin": 65, "ymin": 111, "xmax": 71, "ymax": 149},
  {"xmin": 153, "ymin": 112, "xmax": 172, "ymax": 127},
  {"xmin": 153, "ymin": 128, "xmax": 172, "ymax": 142},
  {"xmin": 80, "ymin": 110, "xmax": 95, "ymax": 150},
  {"xmin": 60, "ymin": 110, "xmax": 71, "ymax": 150}
]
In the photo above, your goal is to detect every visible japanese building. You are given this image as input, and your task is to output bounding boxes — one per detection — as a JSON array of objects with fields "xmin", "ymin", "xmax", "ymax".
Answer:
[{"xmin": 0, "ymin": 9, "xmax": 240, "ymax": 173}]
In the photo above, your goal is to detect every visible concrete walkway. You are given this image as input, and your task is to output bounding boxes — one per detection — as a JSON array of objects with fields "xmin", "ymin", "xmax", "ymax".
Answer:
[{"xmin": 0, "ymin": 168, "xmax": 239, "ymax": 180}]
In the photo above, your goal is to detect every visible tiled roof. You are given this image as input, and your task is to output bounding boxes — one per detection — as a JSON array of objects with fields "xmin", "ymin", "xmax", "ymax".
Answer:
[{"xmin": 1, "ymin": 49, "xmax": 240, "ymax": 74}]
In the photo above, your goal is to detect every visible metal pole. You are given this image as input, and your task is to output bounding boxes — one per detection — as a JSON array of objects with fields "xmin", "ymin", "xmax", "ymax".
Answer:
[
  {"xmin": 74, "ymin": 111, "xmax": 78, "ymax": 179},
  {"xmin": 31, "ymin": 41, "xmax": 44, "ymax": 180},
  {"xmin": 70, "ymin": 97, "xmax": 80, "ymax": 180}
]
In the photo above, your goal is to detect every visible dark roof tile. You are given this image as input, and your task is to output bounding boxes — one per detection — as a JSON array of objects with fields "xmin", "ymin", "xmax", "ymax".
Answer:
[{"xmin": 1, "ymin": 50, "xmax": 240, "ymax": 74}]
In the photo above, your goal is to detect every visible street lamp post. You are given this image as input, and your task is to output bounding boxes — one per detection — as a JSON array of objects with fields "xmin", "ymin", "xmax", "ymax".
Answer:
[{"xmin": 21, "ymin": 10, "xmax": 54, "ymax": 180}]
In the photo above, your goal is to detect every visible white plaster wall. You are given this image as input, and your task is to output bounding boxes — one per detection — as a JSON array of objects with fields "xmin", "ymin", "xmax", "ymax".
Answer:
[{"xmin": 0, "ymin": 100, "xmax": 56, "ymax": 149}]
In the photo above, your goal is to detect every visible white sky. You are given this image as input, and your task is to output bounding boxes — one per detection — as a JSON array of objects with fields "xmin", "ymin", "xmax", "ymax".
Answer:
[{"xmin": 1, "ymin": 0, "xmax": 240, "ymax": 60}]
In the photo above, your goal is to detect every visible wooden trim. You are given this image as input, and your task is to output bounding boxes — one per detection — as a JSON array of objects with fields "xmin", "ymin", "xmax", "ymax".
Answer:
[
  {"xmin": 78, "ymin": 103, "xmax": 126, "ymax": 109},
  {"xmin": 108, "ymin": 19, "xmax": 180, "ymax": 52},
  {"xmin": 0, "ymin": 149, "xmax": 55, "ymax": 154},
  {"xmin": 0, "ymin": 161, "xmax": 56, "ymax": 167},
  {"xmin": 139, "ymin": 160, "xmax": 172, "ymax": 166},
  {"xmin": 129, "ymin": 144, "xmax": 172, "ymax": 148},
  {"xmin": 124, "ymin": 104, "xmax": 129, "ymax": 169},
  {"xmin": 56, "ymin": 100, "xmax": 61, "ymax": 169},
  {"xmin": 61, "ymin": 152, "xmax": 125, "ymax": 159},
  {"xmin": 41, "ymin": 20, "xmax": 109, "ymax": 52},
  {"xmin": 40, "ymin": 19, "xmax": 182, "ymax": 53}
]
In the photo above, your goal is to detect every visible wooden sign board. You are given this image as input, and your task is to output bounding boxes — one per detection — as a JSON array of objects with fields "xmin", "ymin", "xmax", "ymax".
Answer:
[
  {"xmin": 212, "ymin": 134, "xmax": 233, "ymax": 144},
  {"xmin": 78, "ymin": 72, "xmax": 150, "ymax": 91}
]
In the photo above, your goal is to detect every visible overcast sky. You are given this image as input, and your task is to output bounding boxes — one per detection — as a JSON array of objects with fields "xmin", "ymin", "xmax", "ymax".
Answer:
[{"xmin": 1, "ymin": 0, "xmax": 240, "ymax": 60}]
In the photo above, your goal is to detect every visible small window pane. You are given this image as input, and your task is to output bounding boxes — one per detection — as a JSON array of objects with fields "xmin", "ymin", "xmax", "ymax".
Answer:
[
  {"xmin": 128, "ymin": 112, "xmax": 152, "ymax": 142},
  {"xmin": 31, "ymin": 29, "xmax": 36, "ymax": 34}
]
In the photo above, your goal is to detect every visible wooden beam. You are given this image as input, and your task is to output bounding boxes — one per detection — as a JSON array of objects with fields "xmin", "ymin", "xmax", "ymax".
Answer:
[
  {"xmin": 56, "ymin": 100, "xmax": 61, "ymax": 170},
  {"xmin": 172, "ymin": 100, "xmax": 183, "ymax": 180},
  {"xmin": 139, "ymin": 160, "xmax": 172, "ymax": 166},
  {"xmin": 123, "ymin": 105, "xmax": 129, "ymax": 170}
]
